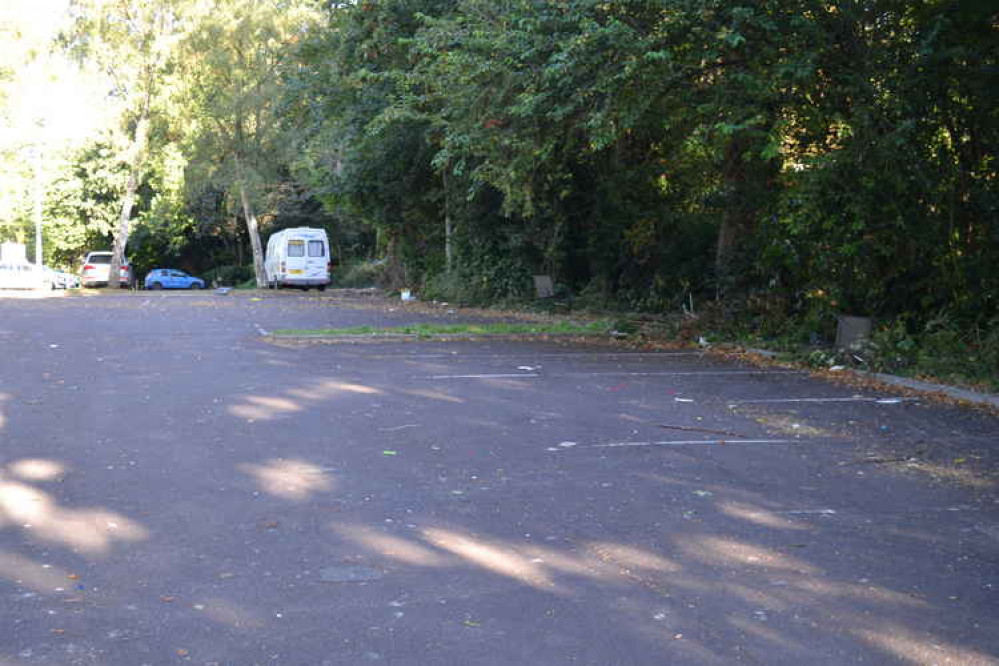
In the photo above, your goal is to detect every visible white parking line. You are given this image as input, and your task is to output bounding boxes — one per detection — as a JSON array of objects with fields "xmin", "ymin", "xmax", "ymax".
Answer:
[
  {"xmin": 562, "ymin": 439, "xmax": 799, "ymax": 450},
  {"xmin": 366, "ymin": 351, "xmax": 707, "ymax": 359},
  {"xmin": 564, "ymin": 371, "xmax": 802, "ymax": 377},
  {"xmin": 427, "ymin": 373, "xmax": 541, "ymax": 379},
  {"xmin": 730, "ymin": 397, "xmax": 916, "ymax": 405},
  {"xmin": 425, "ymin": 370, "xmax": 801, "ymax": 380}
]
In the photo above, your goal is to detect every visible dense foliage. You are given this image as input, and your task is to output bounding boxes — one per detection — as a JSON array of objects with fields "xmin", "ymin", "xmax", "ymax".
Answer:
[{"xmin": 289, "ymin": 1, "xmax": 998, "ymax": 323}]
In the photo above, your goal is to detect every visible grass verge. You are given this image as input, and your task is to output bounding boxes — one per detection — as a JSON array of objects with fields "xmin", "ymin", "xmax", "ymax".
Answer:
[{"xmin": 272, "ymin": 321, "xmax": 611, "ymax": 338}]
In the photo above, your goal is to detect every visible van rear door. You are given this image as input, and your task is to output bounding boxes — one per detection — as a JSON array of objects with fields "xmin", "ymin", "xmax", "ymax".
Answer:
[
  {"xmin": 285, "ymin": 238, "xmax": 307, "ymax": 278},
  {"xmin": 303, "ymin": 237, "xmax": 328, "ymax": 282}
]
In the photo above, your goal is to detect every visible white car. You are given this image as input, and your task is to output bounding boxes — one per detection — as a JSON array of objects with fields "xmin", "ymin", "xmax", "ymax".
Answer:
[
  {"xmin": 43, "ymin": 267, "xmax": 79, "ymax": 289},
  {"xmin": 80, "ymin": 251, "xmax": 132, "ymax": 288}
]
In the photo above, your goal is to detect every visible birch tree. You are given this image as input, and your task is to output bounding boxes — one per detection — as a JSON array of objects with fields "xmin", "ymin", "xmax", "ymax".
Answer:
[
  {"xmin": 65, "ymin": 0, "xmax": 186, "ymax": 285},
  {"xmin": 179, "ymin": 0, "xmax": 318, "ymax": 287}
]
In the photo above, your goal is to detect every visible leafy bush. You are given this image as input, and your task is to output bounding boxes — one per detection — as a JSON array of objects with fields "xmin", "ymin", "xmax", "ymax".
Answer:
[
  {"xmin": 423, "ymin": 256, "xmax": 533, "ymax": 306},
  {"xmin": 202, "ymin": 265, "xmax": 254, "ymax": 287},
  {"xmin": 335, "ymin": 259, "xmax": 385, "ymax": 288},
  {"xmin": 863, "ymin": 314, "xmax": 999, "ymax": 391}
]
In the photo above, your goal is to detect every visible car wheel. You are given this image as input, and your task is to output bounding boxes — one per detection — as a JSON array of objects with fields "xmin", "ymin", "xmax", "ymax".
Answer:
[
  {"xmin": 191, "ymin": 282, "xmax": 202, "ymax": 290},
  {"xmin": 318, "ymin": 285, "xmax": 326, "ymax": 292},
  {"xmin": 151, "ymin": 282, "xmax": 163, "ymax": 290}
]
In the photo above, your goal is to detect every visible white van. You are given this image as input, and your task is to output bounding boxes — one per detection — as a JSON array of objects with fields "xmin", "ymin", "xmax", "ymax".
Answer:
[{"xmin": 264, "ymin": 227, "xmax": 331, "ymax": 290}]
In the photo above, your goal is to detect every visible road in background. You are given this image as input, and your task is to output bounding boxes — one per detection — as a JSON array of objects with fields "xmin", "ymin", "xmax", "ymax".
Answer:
[{"xmin": 1, "ymin": 292, "xmax": 997, "ymax": 665}]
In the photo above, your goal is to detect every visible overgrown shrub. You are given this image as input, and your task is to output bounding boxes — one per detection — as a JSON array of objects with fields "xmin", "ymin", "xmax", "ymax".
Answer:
[
  {"xmin": 335, "ymin": 259, "xmax": 385, "ymax": 288},
  {"xmin": 422, "ymin": 256, "xmax": 533, "ymax": 306},
  {"xmin": 202, "ymin": 265, "xmax": 254, "ymax": 286}
]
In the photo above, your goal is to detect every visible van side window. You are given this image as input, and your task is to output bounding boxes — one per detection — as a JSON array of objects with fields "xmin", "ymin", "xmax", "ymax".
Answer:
[
  {"xmin": 287, "ymin": 240, "xmax": 305, "ymax": 257},
  {"xmin": 308, "ymin": 240, "xmax": 325, "ymax": 257}
]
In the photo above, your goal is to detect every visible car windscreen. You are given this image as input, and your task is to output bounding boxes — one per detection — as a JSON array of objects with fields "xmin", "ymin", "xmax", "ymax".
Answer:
[{"xmin": 308, "ymin": 240, "xmax": 325, "ymax": 257}]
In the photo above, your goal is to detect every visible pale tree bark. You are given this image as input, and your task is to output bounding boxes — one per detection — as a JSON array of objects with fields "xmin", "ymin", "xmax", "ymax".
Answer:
[
  {"xmin": 109, "ymin": 96, "xmax": 151, "ymax": 288},
  {"xmin": 237, "ymin": 176, "xmax": 267, "ymax": 288},
  {"xmin": 443, "ymin": 167, "xmax": 454, "ymax": 271}
]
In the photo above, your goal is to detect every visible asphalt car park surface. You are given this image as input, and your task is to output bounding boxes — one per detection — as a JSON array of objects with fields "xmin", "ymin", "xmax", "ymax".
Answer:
[{"xmin": 0, "ymin": 291, "xmax": 997, "ymax": 665}]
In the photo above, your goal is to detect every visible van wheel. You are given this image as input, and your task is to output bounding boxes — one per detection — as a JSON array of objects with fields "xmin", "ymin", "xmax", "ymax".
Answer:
[{"xmin": 318, "ymin": 285, "xmax": 326, "ymax": 292}]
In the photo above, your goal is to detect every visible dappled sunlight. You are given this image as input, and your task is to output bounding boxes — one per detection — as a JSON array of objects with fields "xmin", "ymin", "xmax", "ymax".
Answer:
[
  {"xmin": 229, "ymin": 396, "xmax": 304, "ymax": 420},
  {"xmin": 676, "ymin": 536, "xmax": 818, "ymax": 574},
  {"xmin": 0, "ymin": 477, "xmax": 148, "ymax": 555},
  {"xmin": 717, "ymin": 501, "xmax": 808, "ymax": 531},
  {"xmin": 520, "ymin": 544, "xmax": 610, "ymax": 579},
  {"xmin": 0, "ymin": 549, "xmax": 72, "ymax": 593},
  {"xmin": 197, "ymin": 597, "xmax": 265, "ymax": 630},
  {"xmin": 423, "ymin": 527, "xmax": 555, "ymax": 590},
  {"xmin": 7, "ymin": 458, "xmax": 66, "ymax": 482},
  {"xmin": 793, "ymin": 579, "xmax": 928, "ymax": 609},
  {"xmin": 0, "ymin": 391, "xmax": 7, "ymax": 431},
  {"xmin": 854, "ymin": 624, "xmax": 996, "ymax": 665},
  {"xmin": 584, "ymin": 542, "xmax": 683, "ymax": 575},
  {"xmin": 332, "ymin": 525, "xmax": 452, "ymax": 567},
  {"xmin": 238, "ymin": 458, "xmax": 334, "ymax": 501},
  {"xmin": 229, "ymin": 378, "xmax": 383, "ymax": 421},
  {"xmin": 331, "ymin": 523, "xmax": 617, "ymax": 586},
  {"xmin": 399, "ymin": 388, "xmax": 465, "ymax": 404}
]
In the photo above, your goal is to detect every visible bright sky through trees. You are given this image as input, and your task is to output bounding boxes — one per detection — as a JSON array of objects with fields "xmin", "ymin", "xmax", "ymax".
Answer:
[{"xmin": 0, "ymin": 0, "xmax": 114, "ymax": 148}]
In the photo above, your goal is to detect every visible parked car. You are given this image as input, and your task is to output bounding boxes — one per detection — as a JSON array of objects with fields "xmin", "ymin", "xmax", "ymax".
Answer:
[
  {"xmin": 42, "ymin": 267, "xmax": 79, "ymax": 289},
  {"xmin": 0, "ymin": 262, "xmax": 39, "ymax": 289},
  {"xmin": 264, "ymin": 227, "xmax": 331, "ymax": 290},
  {"xmin": 80, "ymin": 251, "xmax": 132, "ymax": 288},
  {"xmin": 144, "ymin": 269, "xmax": 206, "ymax": 290}
]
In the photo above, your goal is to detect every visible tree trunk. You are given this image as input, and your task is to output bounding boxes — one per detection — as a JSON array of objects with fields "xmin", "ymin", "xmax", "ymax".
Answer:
[
  {"xmin": 238, "ymin": 180, "xmax": 268, "ymax": 288},
  {"xmin": 443, "ymin": 168, "xmax": 454, "ymax": 271},
  {"xmin": 109, "ymin": 108, "xmax": 150, "ymax": 289}
]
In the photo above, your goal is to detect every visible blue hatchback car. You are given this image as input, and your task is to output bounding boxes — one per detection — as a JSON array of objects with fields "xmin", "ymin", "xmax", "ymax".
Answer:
[{"xmin": 145, "ymin": 269, "xmax": 206, "ymax": 290}]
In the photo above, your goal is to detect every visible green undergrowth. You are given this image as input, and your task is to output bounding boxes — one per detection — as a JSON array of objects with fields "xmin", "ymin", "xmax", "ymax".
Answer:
[{"xmin": 272, "ymin": 320, "xmax": 612, "ymax": 338}]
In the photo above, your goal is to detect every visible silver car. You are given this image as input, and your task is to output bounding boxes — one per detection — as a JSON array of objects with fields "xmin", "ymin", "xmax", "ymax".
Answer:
[{"xmin": 80, "ymin": 251, "xmax": 132, "ymax": 288}]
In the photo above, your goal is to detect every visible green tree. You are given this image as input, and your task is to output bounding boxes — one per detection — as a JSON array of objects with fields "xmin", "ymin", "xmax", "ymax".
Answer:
[
  {"xmin": 64, "ymin": 0, "xmax": 188, "ymax": 284},
  {"xmin": 179, "ymin": 0, "xmax": 319, "ymax": 287}
]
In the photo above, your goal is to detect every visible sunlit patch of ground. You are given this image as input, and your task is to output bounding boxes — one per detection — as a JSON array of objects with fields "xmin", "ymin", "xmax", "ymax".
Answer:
[
  {"xmin": 0, "ymin": 458, "xmax": 147, "ymax": 556},
  {"xmin": 238, "ymin": 458, "xmax": 334, "ymax": 501}
]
